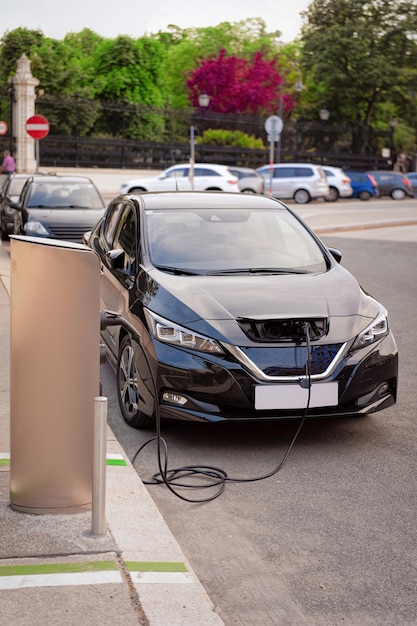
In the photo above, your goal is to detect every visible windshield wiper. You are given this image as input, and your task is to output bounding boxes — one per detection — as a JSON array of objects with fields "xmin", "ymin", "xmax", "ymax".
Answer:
[
  {"xmin": 152, "ymin": 264, "xmax": 199, "ymax": 275},
  {"xmin": 205, "ymin": 268, "xmax": 309, "ymax": 275}
]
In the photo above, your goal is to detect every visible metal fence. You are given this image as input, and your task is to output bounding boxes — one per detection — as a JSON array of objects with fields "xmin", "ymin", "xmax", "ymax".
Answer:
[{"xmin": 0, "ymin": 89, "xmax": 394, "ymax": 171}]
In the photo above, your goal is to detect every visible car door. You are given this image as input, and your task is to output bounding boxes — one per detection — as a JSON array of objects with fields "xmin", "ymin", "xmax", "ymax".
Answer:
[
  {"xmin": 158, "ymin": 166, "xmax": 190, "ymax": 191},
  {"xmin": 98, "ymin": 199, "xmax": 139, "ymax": 354},
  {"xmin": 273, "ymin": 166, "xmax": 295, "ymax": 198}
]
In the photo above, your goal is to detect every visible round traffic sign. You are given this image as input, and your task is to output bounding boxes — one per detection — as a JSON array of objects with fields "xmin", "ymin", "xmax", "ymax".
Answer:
[
  {"xmin": 26, "ymin": 115, "xmax": 50, "ymax": 139},
  {"xmin": 264, "ymin": 115, "xmax": 283, "ymax": 136},
  {"xmin": 0, "ymin": 121, "xmax": 8, "ymax": 135}
]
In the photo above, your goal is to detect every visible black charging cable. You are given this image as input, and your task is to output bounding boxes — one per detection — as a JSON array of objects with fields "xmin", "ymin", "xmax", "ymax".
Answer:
[{"xmin": 130, "ymin": 320, "xmax": 313, "ymax": 503}]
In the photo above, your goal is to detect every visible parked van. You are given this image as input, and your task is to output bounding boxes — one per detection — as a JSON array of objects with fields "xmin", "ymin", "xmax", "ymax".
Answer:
[{"xmin": 256, "ymin": 163, "xmax": 329, "ymax": 204}]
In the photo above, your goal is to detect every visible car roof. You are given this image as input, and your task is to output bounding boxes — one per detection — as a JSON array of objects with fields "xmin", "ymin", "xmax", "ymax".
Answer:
[
  {"xmin": 169, "ymin": 163, "xmax": 231, "ymax": 170},
  {"xmin": 131, "ymin": 191, "xmax": 286, "ymax": 211},
  {"xmin": 258, "ymin": 162, "xmax": 322, "ymax": 168},
  {"xmin": 28, "ymin": 175, "xmax": 95, "ymax": 184},
  {"xmin": 322, "ymin": 165, "xmax": 344, "ymax": 172},
  {"xmin": 228, "ymin": 166, "xmax": 257, "ymax": 173}
]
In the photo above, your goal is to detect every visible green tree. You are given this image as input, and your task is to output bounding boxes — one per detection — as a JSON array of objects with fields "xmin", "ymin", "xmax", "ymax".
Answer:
[
  {"xmin": 300, "ymin": 0, "xmax": 417, "ymax": 153},
  {"xmin": 0, "ymin": 27, "xmax": 44, "ymax": 80},
  {"xmin": 157, "ymin": 18, "xmax": 283, "ymax": 108}
]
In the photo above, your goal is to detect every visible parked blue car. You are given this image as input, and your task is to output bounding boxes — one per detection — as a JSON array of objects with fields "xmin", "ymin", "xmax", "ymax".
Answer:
[
  {"xmin": 345, "ymin": 171, "xmax": 379, "ymax": 201},
  {"xmin": 405, "ymin": 172, "xmax": 417, "ymax": 197}
]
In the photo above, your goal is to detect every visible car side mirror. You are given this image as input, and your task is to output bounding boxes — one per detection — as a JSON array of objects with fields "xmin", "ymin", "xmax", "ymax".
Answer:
[
  {"xmin": 104, "ymin": 249, "xmax": 126, "ymax": 271},
  {"xmin": 328, "ymin": 247, "xmax": 342, "ymax": 263},
  {"xmin": 9, "ymin": 202, "xmax": 22, "ymax": 210}
]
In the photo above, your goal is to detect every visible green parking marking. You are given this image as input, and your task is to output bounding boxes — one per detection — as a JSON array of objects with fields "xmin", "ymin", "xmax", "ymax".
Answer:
[
  {"xmin": 0, "ymin": 454, "xmax": 126, "ymax": 467},
  {"xmin": 126, "ymin": 562, "xmax": 188, "ymax": 573},
  {"xmin": 0, "ymin": 560, "xmax": 119, "ymax": 577}
]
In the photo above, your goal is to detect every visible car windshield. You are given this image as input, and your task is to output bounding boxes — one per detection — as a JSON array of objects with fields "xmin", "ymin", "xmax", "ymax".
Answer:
[
  {"xmin": 27, "ymin": 182, "xmax": 104, "ymax": 209},
  {"xmin": 145, "ymin": 207, "xmax": 327, "ymax": 274},
  {"xmin": 8, "ymin": 178, "xmax": 27, "ymax": 197}
]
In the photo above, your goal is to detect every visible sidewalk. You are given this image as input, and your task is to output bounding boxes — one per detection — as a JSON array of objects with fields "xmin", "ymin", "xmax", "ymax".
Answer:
[{"xmin": 0, "ymin": 241, "xmax": 224, "ymax": 624}]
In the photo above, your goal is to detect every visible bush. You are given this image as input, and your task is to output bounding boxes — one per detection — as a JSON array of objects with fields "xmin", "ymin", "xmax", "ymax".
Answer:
[{"xmin": 197, "ymin": 129, "xmax": 264, "ymax": 149}]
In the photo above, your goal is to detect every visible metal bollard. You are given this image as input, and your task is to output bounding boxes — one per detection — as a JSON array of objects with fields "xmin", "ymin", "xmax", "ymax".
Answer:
[{"xmin": 92, "ymin": 396, "xmax": 108, "ymax": 535}]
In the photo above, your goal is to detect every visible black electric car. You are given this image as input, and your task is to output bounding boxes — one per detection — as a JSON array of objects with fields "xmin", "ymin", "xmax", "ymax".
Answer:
[{"xmin": 90, "ymin": 191, "xmax": 398, "ymax": 429}]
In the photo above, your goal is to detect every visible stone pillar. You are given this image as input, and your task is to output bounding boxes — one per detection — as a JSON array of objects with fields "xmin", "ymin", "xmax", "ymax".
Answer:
[{"xmin": 12, "ymin": 54, "xmax": 39, "ymax": 173}]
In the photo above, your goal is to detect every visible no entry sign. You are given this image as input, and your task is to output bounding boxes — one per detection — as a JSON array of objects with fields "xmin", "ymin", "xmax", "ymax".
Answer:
[{"xmin": 26, "ymin": 115, "xmax": 50, "ymax": 140}]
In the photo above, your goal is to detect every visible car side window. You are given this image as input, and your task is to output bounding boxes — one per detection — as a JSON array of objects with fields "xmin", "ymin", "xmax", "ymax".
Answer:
[
  {"xmin": 103, "ymin": 201, "xmax": 125, "ymax": 248},
  {"xmin": 296, "ymin": 168, "xmax": 313, "ymax": 177},
  {"xmin": 274, "ymin": 167, "xmax": 295, "ymax": 178},
  {"xmin": 166, "ymin": 168, "xmax": 187, "ymax": 179},
  {"xmin": 194, "ymin": 168, "xmax": 219, "ymax": 177},
  {"xmin": 113, "ymin": 203, "xmax": 138, "ymax": 271}
]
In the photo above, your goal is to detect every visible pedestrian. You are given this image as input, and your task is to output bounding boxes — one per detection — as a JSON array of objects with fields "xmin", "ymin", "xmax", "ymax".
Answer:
[{"xmin": 0, "ymin": 150, "xmax": 15, "ymax": 175}]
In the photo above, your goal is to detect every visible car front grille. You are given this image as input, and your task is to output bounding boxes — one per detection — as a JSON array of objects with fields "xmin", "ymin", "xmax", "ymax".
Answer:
[
  {"xmin": 237, "ymin": 317, "xmax": 328, "ymax": 343},
  {"xmin": 48, "ymin": 224, "xmax": 93, "ymax": 243},
  {"xmin": 239, "ymin": 344, "xmax": 343, "ymax": 377}
]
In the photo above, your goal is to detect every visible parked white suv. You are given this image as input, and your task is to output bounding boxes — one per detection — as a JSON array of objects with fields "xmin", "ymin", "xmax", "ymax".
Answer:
[
  {"xmin": 120, "ymin": 163, "xmax": 240, "ymax": 194},
  {"xmin": 256, "ymin": 163, "xmax": 329, "ymax": 204},
  {"xmin": 321, "ymin": 166, "xmax": 353, "ymax": 202}
]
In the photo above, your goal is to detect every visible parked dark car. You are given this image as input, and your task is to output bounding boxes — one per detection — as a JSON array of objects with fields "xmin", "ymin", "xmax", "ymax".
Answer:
[
  {"xmin": 227, "ymin": 166, "xmax": 265, "ymax": 194},
  {"xmin": 345, "ymin": 171, "xmax": 379, "ymax": 201},
  {"xmin": 12, "ymin": 175, "xmax": 106, "ymax": 243},
  {"xmin": 366, "ymin": 170, "xmax": 413, "ymax": 200},
  {"xmin": 0, "ymin": 173, "xmax": 31, "ymax": 239},
  {"xmin": 89, "ymin": 191, "xmax": 398, "ymax": 430},
  {"xmin": 405, "ymin": 172, "xmax": 417, "ymax": 197}
]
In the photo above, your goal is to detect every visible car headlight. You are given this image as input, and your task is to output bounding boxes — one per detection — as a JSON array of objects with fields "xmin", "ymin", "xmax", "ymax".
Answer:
[
  {"xmin": 24, "ymin": 221, "xmax": 49, "ymax": 236},
  {"xmin": 144, "ymin": 309, "xmax": 224, "ymax": 354},
  {"xmin": 351, "ymin": 307, "xmax": 389, "ymax": 351}
]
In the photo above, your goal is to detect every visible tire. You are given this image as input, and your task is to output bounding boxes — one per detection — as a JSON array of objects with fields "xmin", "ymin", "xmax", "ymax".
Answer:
[
  {"xmin": 205, "ymin": 187, "xmax": 222, "ymax": 191},
  {"xmin": 391, "ymin": 188, "xmax": 406, "ymax": 200},
  {"xmin": 359, "ymin": 191, "xmax": 371, "ymax": 201},
  {"xmin": 324, "ymin": 187, "xmax": 339, "ymax": 202},
  {"xmin": 117, "ymin": 334, "xmax": 155, "ymax": 429},
  {"xmin": 129, "ymin": 187, "xmax": 146, "ymax": 194},
  {"xmin": 293, "ymin": 189, "xmax": 311, "ymax": 204},
  {"xmin": 241, "ymin": 188, "xmax": 256, "ymax": 194}
]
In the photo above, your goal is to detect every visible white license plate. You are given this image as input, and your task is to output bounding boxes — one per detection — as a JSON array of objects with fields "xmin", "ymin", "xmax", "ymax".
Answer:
[{"xmin": 255, "ymin": 382, "xmax": 339, "ymax": 410}]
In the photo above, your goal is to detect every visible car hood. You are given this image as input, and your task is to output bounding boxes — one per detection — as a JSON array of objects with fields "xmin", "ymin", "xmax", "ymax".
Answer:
[
  {"xmin": 26, "ymin": 208, "xmax": 105, "ymax": 223},
  {"xmin": 141, "ymin": 264, "xmax": 380, "ymax": 346}
]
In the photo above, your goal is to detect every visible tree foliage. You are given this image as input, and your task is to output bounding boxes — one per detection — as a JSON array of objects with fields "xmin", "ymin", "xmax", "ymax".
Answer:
[
  {"xmin": 187, "ymin": 49, "xmax": 294, "ymax": 115},
  {"xmin": 300, "ymin": 0, "xmax": 417, "ymax": 151}
]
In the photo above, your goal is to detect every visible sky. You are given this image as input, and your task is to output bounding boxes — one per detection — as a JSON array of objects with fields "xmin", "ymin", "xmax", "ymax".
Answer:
[{"xmin": 0, "ymin": 0, "xmax": 311, "ymax": 43}]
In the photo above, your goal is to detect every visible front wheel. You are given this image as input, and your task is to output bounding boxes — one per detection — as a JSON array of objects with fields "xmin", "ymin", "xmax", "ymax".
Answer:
[
  {"xmin": 391, "ymin": 188, "xmax": 406, "ymax": 200},
  {"xmin": 117, "ymin": 335, "xmax": 155, "ymax": 429},
  {"xmin": 293, "ymin": 189, "xmax": 311, "ymax": 204}
]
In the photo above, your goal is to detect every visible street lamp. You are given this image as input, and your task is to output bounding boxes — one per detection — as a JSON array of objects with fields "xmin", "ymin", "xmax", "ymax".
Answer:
[
  {"xmin": 190, "ymin": 93, "xmax": 210, "ymax": 190},
  {"xmin": 319, "ymin": 108, "xmax": 330, "ymax": 164},
  {"xmin": 389, "ymin": 118, "xmax": 398, "ymax": 166}
]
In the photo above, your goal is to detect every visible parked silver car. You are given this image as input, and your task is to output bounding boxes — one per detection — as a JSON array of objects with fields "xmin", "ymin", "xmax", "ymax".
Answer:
[
  {"xmin": 256, "ymin": 163, "xmax": 329, "ymax": 204},
  {"xmin": 227, "ymin": 166, "xmax": 265, "ymax": 194}
]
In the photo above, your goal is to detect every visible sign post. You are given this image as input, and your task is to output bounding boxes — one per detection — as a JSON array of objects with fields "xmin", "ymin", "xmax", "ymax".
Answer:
[
  {"xmin": 264, "ymin": 115, "xmax": 283, "ymax": 196},
  {"xmin": 25, "ymin": 115, "xmax": 50, "ymax": 171}
]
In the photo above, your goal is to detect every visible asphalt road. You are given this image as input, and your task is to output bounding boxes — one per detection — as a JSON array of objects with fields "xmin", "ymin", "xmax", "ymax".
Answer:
[{"xmin": 101, "ymin": 211, "xmax": 417, "ymax": 626}]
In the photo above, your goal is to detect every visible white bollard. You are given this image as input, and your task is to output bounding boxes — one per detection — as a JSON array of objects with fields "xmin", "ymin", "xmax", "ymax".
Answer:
[{"xmin": 92, "ymin": 396, "xmax": 108, "ymax": 535}]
